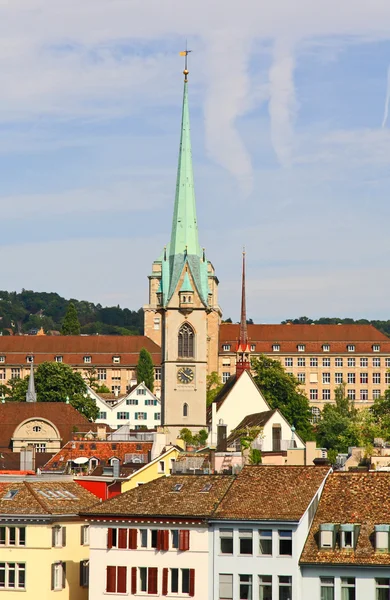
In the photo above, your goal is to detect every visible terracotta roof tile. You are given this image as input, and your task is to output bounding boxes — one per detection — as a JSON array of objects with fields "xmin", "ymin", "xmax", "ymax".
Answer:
[
  {"xmin": 82, "ymin": 474, "xmax": 235, "ymax": 519},
  {"xmin": 300, "ymin": 471, "xmax": 390, "ymax": 566},
  {"xmin": 42, "ymin": 441, "xmax": 153, "ymax": 472},
  {"xmin": 0, "ymin": 403, "xmax": 95, "ymax": 450},
  {"xmin": 220, "ymin": 324, "xmax": 390, "ymax": 354},
  {"xmin": 0, "ymin": 335, "xmax": 161, "ymax": 366},
  {"xmin": 214, "ymin": 465, "xmax": 330, "ymax": 521}
]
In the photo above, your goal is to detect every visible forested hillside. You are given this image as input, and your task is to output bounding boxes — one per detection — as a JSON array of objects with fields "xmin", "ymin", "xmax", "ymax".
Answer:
[{"xmin": 0, "ymin": 290, "xmax": 143, "ymax": 336}]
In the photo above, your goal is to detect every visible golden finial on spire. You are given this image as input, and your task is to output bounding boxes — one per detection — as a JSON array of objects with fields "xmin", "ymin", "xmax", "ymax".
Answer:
[{"xmin": 179, "ymin": 44, "xmax": 192, "ymax": 82}]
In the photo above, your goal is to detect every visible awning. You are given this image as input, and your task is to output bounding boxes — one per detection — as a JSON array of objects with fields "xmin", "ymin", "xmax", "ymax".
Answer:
[{"xmin": 72, "ymin": 457, "xmax": 89, "ymax": 465}]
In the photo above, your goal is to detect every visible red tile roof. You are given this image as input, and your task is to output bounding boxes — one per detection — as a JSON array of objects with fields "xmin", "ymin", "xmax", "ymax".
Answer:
[
  {"xmin": 301, "ymin": 471, "xmax": 390, "ymax": 566},
  {"xmin": 0, "ymin": 335, "xmax": 161, "ymax": 366},
  {"xmin": 0, "ymin": 403, "xmax": 96, "ymax": 450},
  {"xmin": 219, "ymin": 324, "xmax": 390, "ymax": 354},
  {"xmin": 214, "ymin": 465, "xmax": 330, "ymax": 521},
  {"xmin": 42, "ymin": 440, "xmax": 153, "ymax": 472}
]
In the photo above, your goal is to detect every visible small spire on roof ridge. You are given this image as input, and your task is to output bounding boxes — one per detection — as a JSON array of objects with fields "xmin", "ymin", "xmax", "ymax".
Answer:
[
  {"xmin": 26, "ymin": 358, "xmax": 37, "ymax": 403},
  {"xmin": 239, "ymin": 249, "xmax": 248, "ymax": 346}
]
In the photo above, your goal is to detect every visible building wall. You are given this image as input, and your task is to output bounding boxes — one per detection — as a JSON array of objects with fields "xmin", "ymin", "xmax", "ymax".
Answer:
[
  {"xmin": 218, "ymin": 350, "xmax": 390, "ymax": 414},
  {"xmin": 88, "ymin": 521, "xmax": 209, "ymax": 599},
  {"xmin": 0, "ymin": 519, "xmax": 89, "ymax": 599},
  {"xmin": 89, "ymin": 384, "xmax": 162, "ymax": 431},
  {"xmin": 121, "ymin": 447, "xmax": 181, "ymax": 493},
  {"xmin": 211, "ymin": 521, "xmax": 303, "ymax": 600},
  {"xmin": 301, "ymin": 566, "xmax": 390, "ymax": 600}
]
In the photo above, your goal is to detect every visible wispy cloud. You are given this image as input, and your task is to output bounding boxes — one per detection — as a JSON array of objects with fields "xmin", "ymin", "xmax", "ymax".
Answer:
[{"xmin": 268, "ymin": 38, "xmax": 297, "ymax": 167}]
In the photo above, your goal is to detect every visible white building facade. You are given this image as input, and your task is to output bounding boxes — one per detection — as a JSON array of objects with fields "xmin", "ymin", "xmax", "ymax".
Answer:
[{"xmin": 88, "ymin": 382, "xmax": 161, "ymax": 431}]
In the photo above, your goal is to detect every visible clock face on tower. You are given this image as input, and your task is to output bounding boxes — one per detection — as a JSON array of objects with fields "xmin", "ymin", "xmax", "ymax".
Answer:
[{"xmin": 177, "ymin": 366, "xmax": 195, "ymax": 384}]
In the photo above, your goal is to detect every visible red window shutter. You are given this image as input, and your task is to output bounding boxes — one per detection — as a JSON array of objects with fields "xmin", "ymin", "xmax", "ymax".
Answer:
[
  {"xmin": 189, "ymin": 569, "xmax": 195, "ymax": 597},
  {"xmin": 107, "ymin": 528, "xmax": 113, "ymax": 549},
  {"xmin": 117, "ymin": 566, "xmax": 127, "ymax": 594},
  {"xmin": 162, "ymin": 530, "xmax": 169, "ymax": 551},
  {"xmin": 106, "ymin": 566, "xmax": 116, "ymax": 593},
  {"xmin": 128, "ymin": 528, "xmax": 137, "ymax": 550},
  {"xmin": 162, "ymin": 568, "xmax": 168, "ymax": 596},
  {"xmin": 179, "ymin": 529, "xmax": 190, "ymax": 551},
  {"xmin": 148, "ymin": 567, "xmax": 158, "ymax": 594},
  {"xmin": 118, "ymin": 528, "xmax": 127, "ymax": 549},
  {"xmin": 156, "ymin": 529, "xmax": 162, "ymax": 551},
  {"xmin": 131, "ymin": 567, "xmax": 137, "ymax": 594}
]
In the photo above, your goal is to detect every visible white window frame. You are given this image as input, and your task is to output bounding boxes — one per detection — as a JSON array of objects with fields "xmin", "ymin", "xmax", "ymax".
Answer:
[
  {"xmin": 322, "ymin": 373, "xmax": 330, "ymax": 384},
  {"xmin": 52, "ymin": 526, "xmax": 65, "ymax": 548},
  {"xmin": 53, "ymin": 562, "xmax": 65, "ymax": 591},
  {"xmin": 0, "ymin": 562, "xmax": 26, "ymax": 590},
  {"xmin": 322, "ymin": 344, "xmax": 330, "ymax": 352},
  {"xmin": 347, "ymin": 357, "xmax": 356, "ymax": 367},
  {"xmin": 347, "ymin": 345, "xmax": 355, "ymax": 352},
  {"xmin": 55, "ymin": 356, "xmax": 63, "ymax": 363},
  {"xmin": 83, "ymin": 356, "xmax": 91, "ymax": 364},
  {"xmin": 373, "ymin": 345, "xmax": 381, "ymax": 352},
  {"xmin": 285, "ymin": 358, "xmax": 293, "ymax": 367},
  {"xmin": 222, "ymin": 345, "xmax": 231, "ymax": 352},
  {"xmin": 310, "ymin": 358, "xmax": 318, "ymax": 367},
  {"xmin": 272, "ymin": 345, "xmax": 280, "ymax": 352},
  {"xmin": 297, "ymin": 357, "xmax": 306, "ymax": 367},
  {"xmin": 297, "ymin": 344, "xmax": 305, "ymax": 352},
  {"xmin": 335, "ymin": 372, "xmax": 343, "ymax": 385},
  {"xmin": 360, "ymin": 357, "xmax": 368, "ymax": 367},
  {"xmin": 112, "ymin": 356, "xmax": 121, "ymax": 364},
  {"xmin": 322, "ymin": 358, "xmax": 330, "ymax": 367},
  {"xmin": 335, "ymin": 358, "xmax": 343, "ymax": 367},
  {"xmin": 81, "ymin": 525, "xmax": 89, "ymax": 546}
]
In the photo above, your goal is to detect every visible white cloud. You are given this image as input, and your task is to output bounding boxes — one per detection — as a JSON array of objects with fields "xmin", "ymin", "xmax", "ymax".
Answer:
[{"xmin": 268, "ymin": 38, "xmax": 297, "ymax": 167}]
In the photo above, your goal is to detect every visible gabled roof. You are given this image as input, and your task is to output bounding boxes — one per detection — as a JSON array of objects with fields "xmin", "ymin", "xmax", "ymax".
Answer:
[
  {"xmin": 82, "ymin": 474, "xmax": 235, "ymax": 519},
  {"xmin": 300, "ymin": 472, "xmax": 390, "ymax": 566},
  {"xmin": 226, "ymin": 410, "xmax": 277, "ymax": 445},
  {"xmin": 0, "ymin": 480, "xmax": 99, "ymax": 516},
  {"xmin": 214, "ymin": 465, "xmax": 330, "ymax": 522},
  {"xmin": 207, "ymin": 370, "xmax": 270, "ymax": 422}
]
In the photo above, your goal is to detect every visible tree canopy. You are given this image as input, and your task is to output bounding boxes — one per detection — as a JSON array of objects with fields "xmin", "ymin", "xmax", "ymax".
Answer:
[
  {"xmin": 137, "ymin": 348, "xmax": 155, "ymax": 392},
  {"xmin": 61, "ymin": 302, "xmax": 81, "ymax": 335},
  {"xmin": 251, "ymin": 355, "xmax": 313, "ymax": 441},
  {"xmin": 206, "ymin": 371, "xmax": 224, "ymax": 407},
  {"xmin": 2, "ymin": 362, "xmax": 98, "ymax": 421}
]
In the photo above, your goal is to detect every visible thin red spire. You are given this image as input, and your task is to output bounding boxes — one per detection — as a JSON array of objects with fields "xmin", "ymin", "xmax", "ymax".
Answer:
[
  {"xmin": 239, "ymin": 249, "xmax": 248, "ymax": 347},
  {"xmin": 236, "ymin": 248, "xmax": 251, "ymax": 377}
]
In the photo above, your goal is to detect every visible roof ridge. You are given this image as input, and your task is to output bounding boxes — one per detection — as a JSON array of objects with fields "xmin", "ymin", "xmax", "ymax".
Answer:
[
  {"xmin": 210, "ymin": 474, "xmax": 237, "ymax": 518},
  {"xmin": 23, "ymin": 481, "xmax": 50, "ymax": 514}
]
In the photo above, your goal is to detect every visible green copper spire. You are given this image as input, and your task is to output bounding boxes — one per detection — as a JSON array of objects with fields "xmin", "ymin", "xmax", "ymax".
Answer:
[
  {"xmin": 169, "ymin": 80, "xmax": 200, "ymax": 258},
  {"xmin": 156, "ymin": 58, "xmax": 209, "ymax": 307}
]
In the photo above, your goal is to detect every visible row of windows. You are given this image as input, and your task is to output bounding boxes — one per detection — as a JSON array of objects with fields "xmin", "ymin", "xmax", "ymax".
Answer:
[
  {"xmin": 106, "ymin": 566, "xmax": 194, "ymax": 596},
  {"xmin": 309, "ymin": 389, "xmax": 380, "ymax": 401},
  {"xmin": 285, "ymin": 357, "xmax": 388, "ymax": 367},
  {"xmin": 222, "ymin": 344, "xmax": 383, "ymax": 354},
  {"xmin": 220, "ymin": 529, "xmax": 292, "ymax": 557},
  {"xmin": 219, "ymin": 573, "xmax": 291, "ymax": 600},
  {"xmin": 295, "ymin": 372, "xmax": 386, "ymax": 384},
  {"xmin": 107, "ymin": 528, "xmax": 190, "ymax": 552}
]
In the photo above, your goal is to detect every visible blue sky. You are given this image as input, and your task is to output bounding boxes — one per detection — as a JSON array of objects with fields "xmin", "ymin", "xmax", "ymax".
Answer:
[{"xmin": 1, "ymin": 0, "xmax": 390, "ymax": 323}]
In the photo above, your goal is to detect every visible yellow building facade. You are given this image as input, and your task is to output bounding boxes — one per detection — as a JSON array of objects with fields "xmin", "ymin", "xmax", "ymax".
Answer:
[
  {"xmin": 121, "ymin": 446, "xmax": 181, "ymax": 493},
  {"xmin": 0, "ymin": 481, "xmax": 98, "ymax": 598}
]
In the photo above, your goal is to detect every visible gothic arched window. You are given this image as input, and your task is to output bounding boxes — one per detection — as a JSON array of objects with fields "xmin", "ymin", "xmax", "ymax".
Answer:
[
  {"xmin": 178, "ymin": 323, "xmax": 195, "ymax": 358},
  {"xmin": 183, "ymin": 403, "xmax": 189, "ymax": 417}
]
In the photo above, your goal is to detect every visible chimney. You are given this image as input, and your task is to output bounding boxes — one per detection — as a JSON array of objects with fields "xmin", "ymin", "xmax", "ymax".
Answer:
[{"xmin": 97, "ymin": 426, "xmax": 107, "ymax": 441}]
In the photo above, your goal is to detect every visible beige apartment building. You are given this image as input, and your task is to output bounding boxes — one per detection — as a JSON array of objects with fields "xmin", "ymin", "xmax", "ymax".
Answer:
[
  {"xmin": 0, "ymin": 336, "xmax": 162, "ymax": 397},
  {"xmin": 218, "ymin": 322, "xmax": 390, "ymax": 421}
]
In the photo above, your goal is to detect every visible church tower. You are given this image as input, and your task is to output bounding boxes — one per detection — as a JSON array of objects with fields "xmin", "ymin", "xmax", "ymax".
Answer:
[{"xmin": 144, "ymin": 55, "xmax": 222, "ymax": 434}]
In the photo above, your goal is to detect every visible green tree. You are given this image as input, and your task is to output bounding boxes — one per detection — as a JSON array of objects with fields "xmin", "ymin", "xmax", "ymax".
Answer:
[
  {"xmin": 370, "ymin": 388, "xmax": 390, "ymax": 440},
  {"xmin": 206, "ymin": 371, "xmax": 223, "ymax": 406},
  {"xmin": 7, "ymin": 362, "xmax": 98, "ymax": 421},
  {"xmin": 61, "ymin": 302, "xmax": 80, "ymax": 335},
  {"xmin": 136, "ymin": 348, "xmax": 154, "ymax": 392},
  {"xmin": 316, "ymin": 384, "xmax": 360, "ymax": 453},
  {"xmin": 84, "ymin": 367, "xmax": 99, "ymax": 390},
  {"xmin": 251, "ymin": 355, "xmax": 313, "ymax": 441}
]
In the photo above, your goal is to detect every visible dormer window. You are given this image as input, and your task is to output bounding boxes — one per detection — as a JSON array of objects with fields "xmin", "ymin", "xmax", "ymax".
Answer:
[
  {"xmin": 83, "ymin": 356, "xmax": 91, "ymax": 364},
  {"xmin": 340, "ymin": 524, "xmax": 358, "ymax": 550},
  {"xmin": 320, "ymin": 524, "xmax": 337, "ymax": 550},
  {"xmin": 0, "ymin": 356, "xmax": 5, "ymax": 363},
  {"xmin": 272, "ymin": 344, "xmax": 280, "ymax": 352},
  {"xmin": 322, "ymin": 344, "xmax": 330, "ymax": 352},
  {"xmin": 297, "ymin": 344, "xmax": 305, "ymax": 352},
  {"xmin": 112, "ymin": 356, "xmax": 120, "ymax": 364},
  {"xmin": 250, "ymin": 344, "xmax": 256, "ymax": 352},
  {"xmin": 223, "ymin": 345, "xmax": 231, "ymax": 352},
  {"xmin": 347, "ymin": 345, "xmax": 355, "ymax": 352},
  {"xmin": 373, "ymin": 344, "xmax": 381, "ymax": 352},
  {"xmin": 55, "ymin": 356, "xmax": 63, "ymax": 363},
  {"xmin": 26, "ymin": 356, "xmax": 34, "ymax": 363},
  {"xmin": 375, "ymin": 525, "xmax": 390, "ymax": 553}
]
